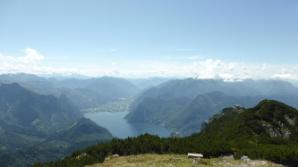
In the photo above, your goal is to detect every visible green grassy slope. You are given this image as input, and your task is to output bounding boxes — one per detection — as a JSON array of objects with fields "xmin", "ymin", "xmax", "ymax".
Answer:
[{"xmin": 87, "ymin": 154, "xmax": 282, "ymax": 167}]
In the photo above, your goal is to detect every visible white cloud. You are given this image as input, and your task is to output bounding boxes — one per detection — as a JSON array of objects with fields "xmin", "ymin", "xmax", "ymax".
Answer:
[
  {"xmin": 0, "ymin": 48, "xmax": 45, "ymax": 74},
  {"xmin": 23, "ymin": 48, "xmax": 45, "ymax": 62},
  {"xmin": 1, "ymin": 48, "xmax": 298, "ymax": 81},
  {"xmin": 271, "ymin": 68, "xmax": 296, "ymax": 80}
]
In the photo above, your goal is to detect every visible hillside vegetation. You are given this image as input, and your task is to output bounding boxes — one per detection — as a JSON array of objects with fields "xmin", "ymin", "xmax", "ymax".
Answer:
[
  {"xmin": 37, "ymin": 100, "xmax": 298, "ymax": 167},
  {"xmin": 87, "ymin": 154, "xmax": 282, "ymax": 167},
  {"xmin": 0, "ymin": 83, "xmax": 113, "ymax": 167},
  {"xmin": 127, "ymin": 79, "xmax": 298, "ymax": 135}
]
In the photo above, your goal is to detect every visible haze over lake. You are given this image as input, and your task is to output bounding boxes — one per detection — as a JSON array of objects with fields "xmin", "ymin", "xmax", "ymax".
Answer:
[{"xmin": 84, "ymin": 111, "xmax": 172, "ymax": 138}]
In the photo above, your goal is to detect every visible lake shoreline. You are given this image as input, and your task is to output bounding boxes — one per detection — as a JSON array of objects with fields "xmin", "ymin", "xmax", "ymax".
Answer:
[{"xmin": 84, "ymin": 111, "xmax": 172, "ymax": 139}]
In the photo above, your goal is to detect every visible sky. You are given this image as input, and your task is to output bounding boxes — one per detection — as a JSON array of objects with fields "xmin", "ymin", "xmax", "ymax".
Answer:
[{"xmin": 0, "ymin": 0, "xmax": 298, "ymax": 80}]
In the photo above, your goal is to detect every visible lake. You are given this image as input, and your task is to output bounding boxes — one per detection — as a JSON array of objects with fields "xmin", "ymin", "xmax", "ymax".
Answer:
[{"xmin": 84, "ymin": 111, "xmax": 172, "ymax": 138}]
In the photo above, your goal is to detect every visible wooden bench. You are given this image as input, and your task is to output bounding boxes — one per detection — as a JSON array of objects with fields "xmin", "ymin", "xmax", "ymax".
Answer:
[{"xmin": 187, "ymin": 153, "xmax": 203, "ymax": 159}]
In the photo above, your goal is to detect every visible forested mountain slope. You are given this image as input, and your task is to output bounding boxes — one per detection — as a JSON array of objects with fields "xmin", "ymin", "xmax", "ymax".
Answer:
[
  {"xmin": 127, "ymin": 79, "xmax": 298, "ymax": 135},
  {"xmin": 39, "ymin": 100, "xmax": 298, "ymax": 167},
  {"xmin": 0, "ymin": 83, "xmax": 113, "ymax": 167}
]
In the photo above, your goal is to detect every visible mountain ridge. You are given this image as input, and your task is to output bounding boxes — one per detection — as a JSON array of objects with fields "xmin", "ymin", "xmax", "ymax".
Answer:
[
  {"xmin": 0, "ymin": 83, "xmax": 113, "ymax": 167},
  {"xmin": 127, "ymin": 78, "xmax": 298, "ymax": 135},
  {"xmin": 39, "ymin": 99, "xmax": 298, "ymax": 167}
]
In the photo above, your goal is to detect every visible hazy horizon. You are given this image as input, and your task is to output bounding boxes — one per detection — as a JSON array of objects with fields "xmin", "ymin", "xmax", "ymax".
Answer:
[{"xmin": 1, "ymin": 0, "xmax": 297, "ymax": 80}]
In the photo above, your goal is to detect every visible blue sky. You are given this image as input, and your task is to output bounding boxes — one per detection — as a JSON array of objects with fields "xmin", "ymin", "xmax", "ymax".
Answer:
[{"xmin": 0, "ymin": 0, "xmax": 298, "ymax": 79}]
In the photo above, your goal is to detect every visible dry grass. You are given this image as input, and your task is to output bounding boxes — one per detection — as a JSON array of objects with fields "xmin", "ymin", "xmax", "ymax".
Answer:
[{"xmin": 86, "ymin": 154, "xmax": 283, "ymax": 167}]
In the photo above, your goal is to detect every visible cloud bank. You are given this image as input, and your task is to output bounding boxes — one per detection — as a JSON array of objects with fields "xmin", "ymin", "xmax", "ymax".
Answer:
[
  {"xmin": 0, "ymin": 48, "xmax": 44, "ymax": 74},
  {"xmin": 0, "ymin": 48, "xmax": 298, "ymax": 81}
]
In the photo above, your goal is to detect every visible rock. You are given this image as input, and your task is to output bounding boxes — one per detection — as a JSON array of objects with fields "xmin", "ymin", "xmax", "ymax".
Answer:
[
  {"xmin": 112, "ymin": 154, "xmax": 119, "ymax": 158},
  {"xmin": 240, "ymin": 155, "xmax": 250, "ymax": 161},
  {"xmin": 222, "ymin": 155, "xmax": 234, "ymax": 160},
  {"xmin": 76, "ymin": 152, "xmax": 87, "ymax": 160}
]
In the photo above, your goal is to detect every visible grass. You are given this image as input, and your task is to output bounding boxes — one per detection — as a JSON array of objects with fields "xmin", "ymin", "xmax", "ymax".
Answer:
[{"xmin": 86, "ymin": 154, "xmax": 283, "ymax": 167}]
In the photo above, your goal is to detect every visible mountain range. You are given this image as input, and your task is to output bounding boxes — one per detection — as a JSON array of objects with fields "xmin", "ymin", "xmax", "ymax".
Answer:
[
  {"xmin": 0, "ymin": 74, "xmax": 140, "ymax": 110},
  {"xmin": 41, "ymin": 99, "xmax": 298, "ymax": 167},
  {"xmin": 0, "ymin": 83, "xmax": 112, "ymax": 167},
  {"xmin": 127, "ymin": 78, "xmax": 298, "ymax": 135},
  {"xmin": 2, "ymin": 74, "xmax": 298, "ymax": 166}
]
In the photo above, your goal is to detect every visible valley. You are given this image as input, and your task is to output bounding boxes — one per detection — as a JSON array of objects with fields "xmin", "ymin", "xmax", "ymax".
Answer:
[
  {"xmin": 1, "ymin": 74, "xmax": 298, "ymax": 167},
  {"xmin": 127, "ymin": 79, "xmax": 298, "ymax": 135},
  {"xmin": 85, "ymin": 111, "xmax": 172, "ymax": 138},
  {"xmin": 38, "ymin": 99, "xmax": 298, "ymax": 167},
  {"xmin": 2, "ymin": 1, "xmax": 297, "ymax": 166}
]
